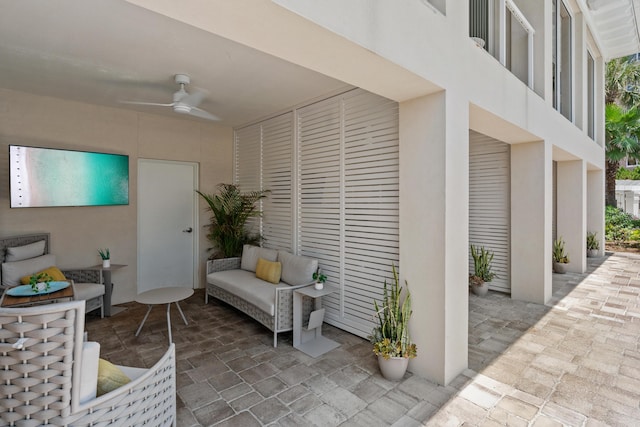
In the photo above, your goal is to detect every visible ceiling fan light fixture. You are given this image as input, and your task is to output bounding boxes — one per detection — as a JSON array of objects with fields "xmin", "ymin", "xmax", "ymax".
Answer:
[{"xmin": 173, "ymin": 104, "xmax": 191, "ymax": 114}]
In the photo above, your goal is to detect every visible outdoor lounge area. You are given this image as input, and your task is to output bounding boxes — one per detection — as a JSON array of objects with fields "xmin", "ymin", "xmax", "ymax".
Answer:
[{"xmin": 82, "ymin": 253, "xmax": 640, "ymax": 426}]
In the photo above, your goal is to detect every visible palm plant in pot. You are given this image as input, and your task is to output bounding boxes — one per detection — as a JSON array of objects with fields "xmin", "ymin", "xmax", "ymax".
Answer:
[
  {"xmin": 469, "ymin": 245, "xmax": 496, "ymax": 296},
  {"xmin": 369, "ymin": 264, "xmax": 417, "ymax": 381},
  {"xmin": 586, "ymin": 232, "xmax": 599, "ymax": 258},
  {"xmin": 196, "ymin": 184, "xmax": 270, "ymax": 259},
  {"xmin": 553, "ymin": 237, "xmax": 570, "ymax": 273}
]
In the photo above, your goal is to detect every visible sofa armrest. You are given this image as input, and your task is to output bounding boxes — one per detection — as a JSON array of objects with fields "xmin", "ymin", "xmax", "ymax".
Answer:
[
  {"xmin": 62, "ymin": 269, "xmax": 101, "ymax": 284},
  {"xmin": 207, "ymin": 257, "xmax": 241, "ymax": 274},
  {"xmin": 274, "ymin": 282, "xmax": 315, "ymax": 331}
]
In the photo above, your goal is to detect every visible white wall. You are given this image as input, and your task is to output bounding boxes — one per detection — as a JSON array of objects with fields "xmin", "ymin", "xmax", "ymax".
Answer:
[{"xmin": 0, "ymin": 88, "xmax": 233, "ymax": 304}]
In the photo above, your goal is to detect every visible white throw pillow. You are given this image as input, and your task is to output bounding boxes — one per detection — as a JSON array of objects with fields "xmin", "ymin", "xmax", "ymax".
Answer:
[
  {"xmin": 240, "ymin": 245, "xmax": 278, "ymax": 273},
  {"xmin": 278, "ymin": 251, "xmax": 318, "ymax": 286},
  {"xmin": 5, "ymin": 240, "xmax": 46, "ymax": 262},
  {"xmin": 2, "ymin": 254, "xmax": 56, "ymax": 287}
]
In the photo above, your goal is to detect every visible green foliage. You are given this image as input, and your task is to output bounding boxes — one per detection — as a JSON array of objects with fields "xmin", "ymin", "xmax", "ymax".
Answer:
[
  {"xmin": 606, "ymin": 56, "xmax": 640, "ymax": 107},
  {"xmin": 197, "ymin": 184, "xmax": 270, "ymax": 259},
  {"xmin": 586, "ymin": 232, "xmax": 599, "ymax": 250},
  {"xmin": 312, "ymin": 268, "xmax": 327, "ymax": 284},
  {"xmin": 605, "ymin": 205, "xmax": 640, "ymax": 243},
  {"xmin": 553, "ymin": 237, "xmax": 569, "ymax": 264},
  {"xmin": 29, "ymin": 272, "xmax": 52, "ymax": 293},
  {"xmin": 370, "ymin": 264, "xmax": 417, "ymax": 359},
  {"xmin": 97, "ymin": 248, "xmax": 110, "ymax": 260},
  {"xmin": 605, "ymin": 104, "xmax": 640, "ymax": 163},
  {"xmin": 615, "ymin": 167, "xmax": 640, "ymax": 180},
  {"xmin": 469, "ymin": 245, "xmax": 497, "ymax": 283}
]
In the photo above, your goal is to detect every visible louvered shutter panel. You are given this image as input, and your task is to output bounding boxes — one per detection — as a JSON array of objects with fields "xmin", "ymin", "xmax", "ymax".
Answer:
[
  {"xmin": 235, "ymin": 124, "xmax": 262, "ymax": 237},
  {"xmin": 262, "ymin": 113, "xmax": 294, "ymax": 252},
  {"xmin": 342, "ymin": 91, "xmax": 399, "ymax": 335},
  {"xmin": 469, "ymin": 130, "xmax": 511, "ymax": 292}
]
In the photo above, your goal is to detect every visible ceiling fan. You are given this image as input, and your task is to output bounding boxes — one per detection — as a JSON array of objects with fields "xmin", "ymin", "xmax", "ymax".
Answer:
[{"xmin": 120, "ymin": 74, "xmax": 220, "ymax": 121}]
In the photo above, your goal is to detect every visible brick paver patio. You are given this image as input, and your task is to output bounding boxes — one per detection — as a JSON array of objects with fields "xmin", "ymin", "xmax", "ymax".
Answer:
[{"xmin": 86, "ymin": 252, "xmax": 640, "ymax": 426}]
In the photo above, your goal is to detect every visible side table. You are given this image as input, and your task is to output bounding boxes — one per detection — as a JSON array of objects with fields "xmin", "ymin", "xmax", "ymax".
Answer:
[
  {"xmin": 293, "ymin": 285, "xmax": 340, "ymax": 357},
  {"xmin": 83, "ymin": 264, "xmax": 127, "ymax": 316}
]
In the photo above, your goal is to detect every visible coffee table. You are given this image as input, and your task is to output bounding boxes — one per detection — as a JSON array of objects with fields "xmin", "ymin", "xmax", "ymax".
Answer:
[{"xmin": 134, "ymin": 287, "xmax": 194, "ymax": 345}]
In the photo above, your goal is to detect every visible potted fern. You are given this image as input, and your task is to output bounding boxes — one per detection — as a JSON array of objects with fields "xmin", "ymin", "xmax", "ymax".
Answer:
[
  {"xmin": 369, "ymin": 264, "xmax": 417, "ymax": 381},
  {"xmin": 586, "ymin": 232, "xmax": 599, "ymax": 258},
  {"xmin": 469, "ymin": 245, "xmax": 496, "ymax": 296},
  {"xmin": 553, "ymin": 237, "xmax": 570, "ymax": 273}
]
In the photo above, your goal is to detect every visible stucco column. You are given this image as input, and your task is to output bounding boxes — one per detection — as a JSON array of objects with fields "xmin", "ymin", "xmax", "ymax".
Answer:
[
  {"xmin": 557, "ymin": 160, "xmax": 587, "ymax": 273},
  {"xmin": 511, "ymin": 140, "xmax": 552, "ymax": 303},
  {"xmin": 587, "ymin": 169, "xmax": 605, "ymax": 256},
  {"xmin": 399, "ymin": 90, "xmax": 468, "ymax": 386}
]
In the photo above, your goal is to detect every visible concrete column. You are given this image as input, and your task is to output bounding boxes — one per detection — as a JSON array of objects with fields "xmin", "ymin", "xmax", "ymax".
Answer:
[
  {"xmin": 399, "ymin": 90, "xmax": 468, "ymax": 386},
  {"xmin": 557, "ymin": 160, "xmax": 587, "ymax": 273},
  {"xmin": 587, "ymin": 169, "xmax": 605, "ymax": 256},
  {"xmin": 511, "ymin": 140, "xmax": 552, "ymax": 303}
]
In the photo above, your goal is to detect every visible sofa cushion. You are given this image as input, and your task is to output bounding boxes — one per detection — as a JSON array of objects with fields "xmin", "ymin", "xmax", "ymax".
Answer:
[
  {"xmin": 20, "ymin": 266, "xmax": 67, "ymax": 284},
  {"xmin": 207, "ymin": 269, "xmax": 289, "ymax": 316},
  {"xmin": 240, "ymin": 245, "xmax": 278, "ymax": 273},
  {"xmin": 2, "ymin": 254, "xmax": 56, "ymax": 287},
  {"xmin": 74, "ymin": 283, "xmax": 105, "ymax": 300},
  {"xmin": 278, "ymin": 251, "xmax": 318, "ymax": 286},
  {"xmin": 80, "ymin": 341, "xmax": 100, "ymax": 404},
  {"xmin": 5, "ymin": 240, "xmax": 46, "ymax": 262},
  {"xmin": 255, "ymin": 258, "xmax": 282, "ymax": 284},
  {"xmin": 97, "ymin": 358, "xmax": 131, "ymax": 397}
]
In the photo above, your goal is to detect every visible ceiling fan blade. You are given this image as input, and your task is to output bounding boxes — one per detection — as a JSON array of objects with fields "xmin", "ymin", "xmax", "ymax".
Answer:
[
  {"xmin": 181, "ymin": 90, "xmax": 206, "ymax": 107},
  {"xmin": 189, "ymin": 106, "xmax": 220, "ymax": 121},
  {"xmin": 120, "ymin": 100, "xmax": 174, "ymax": 107}
]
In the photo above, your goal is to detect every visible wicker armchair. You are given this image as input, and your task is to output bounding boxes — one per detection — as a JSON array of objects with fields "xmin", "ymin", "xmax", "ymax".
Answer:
[{"xmin": 0, "ymin": 301, "xmax": 176, "ymax": 426}]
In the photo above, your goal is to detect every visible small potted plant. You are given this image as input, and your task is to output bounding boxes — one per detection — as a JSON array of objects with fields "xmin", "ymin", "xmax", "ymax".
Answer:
[
  {"xmin": 29, "ymin": 272, "xmax": 52, "ymax": 293},
  {"xmin": 98, "ymin": 248, "xmax": 111, "ymax": 268},
  {"xmin": 469, "ymin": 245, "xmax": 496, "ymax": 296},
  {"xmin": 553, "ymin": 237, "xmax": 569, "ymax": 274},
  {"xmin": 587, "ymin": 232, "xmax": 599, "ymax": 258},
  {"xmin": 312, "ymin": 268, "xmax": 327, "ymax": 290},
  {"xmin": 369, "ymin": 264, "xmax": 417, "ymax": 381}
]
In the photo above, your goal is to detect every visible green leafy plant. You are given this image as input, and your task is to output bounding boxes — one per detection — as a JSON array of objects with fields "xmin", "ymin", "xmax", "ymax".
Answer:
[
  {"xmin": 312, "ymin": 268, "xmax": 327, "ymax": 284},
  {"xmin": 553, "ymin": 237, "xmax": 569, "ymax": 264},
  {"xmin": 587, "ymin": 232, "xmax": 600, "ymax": 250},
  {"xmin": 196, "ymin": 184, "xmax": 270, "ymax": 259},
  {"xmin": 98, "ymin": 248, "xmax": 110, "ymax": 260},
  {"xmin": 29, "ymin": 272, "xmax": 52, "ymax": 293},
  {"xmin": 469, "ymin": 245, "xmax": 497, "ymax": 285},
  {"xmin": 369, "ymin": 264, "xmax": 417, "ymax": 360}
]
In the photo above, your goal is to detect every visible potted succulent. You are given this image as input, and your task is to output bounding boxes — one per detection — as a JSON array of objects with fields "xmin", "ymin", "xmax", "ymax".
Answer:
[
  {"xmin": 196, "ymin": 184, "xmax": 270, "ymax": 259},
  {"xmin": 98, "ymin": 248, "xmax": 110, "ymax": 268},
  {"xmin": 553, "ymin": 237, "xmax": 570, "ymax": 273},
  {"xmin": 369, "ymin": 264, "xmax": 417, "ymax": 381},
  {"xmin": 29, "ymin": 272, "xmax": 52, "ymax": 293},
  {"xmin": 469, "ymin": 245, "xmax": 496, "ymax": 296},
  {"xmin": 312, "ymin": 268, "xmax": 327, "ymax": 290},
  {"xmin": 587, "ymin": 232, "xmax": 599, "ymax": 258}
]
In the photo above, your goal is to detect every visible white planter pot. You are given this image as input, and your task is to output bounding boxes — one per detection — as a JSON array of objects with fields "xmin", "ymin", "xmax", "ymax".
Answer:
[
  {"xmin": 102, "ymin": 259, "xmax": 111, "ymax": 268},
  {"xmin": 553, "ymin": 262, "xmax": 568, "ymax": 274},
  {"xmin": 587, "ymin": 249, "xmax": 598, "ymax": 258},
  {"xmin": 377, "ymin": 355, "xmax": 409, "ymax": 381},
  {"xmin": 471, "ymin": 281, "xmax": 489, "ymax": 296},
  {"xmin": 314, "ymin": 282, "xmax": 323, "ymax": 290}
]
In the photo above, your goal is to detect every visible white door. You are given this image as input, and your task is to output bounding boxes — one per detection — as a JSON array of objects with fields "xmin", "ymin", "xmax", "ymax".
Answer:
[{"xmin": 138, "ymin": 159, "xmax": 198, "ymax": 293}]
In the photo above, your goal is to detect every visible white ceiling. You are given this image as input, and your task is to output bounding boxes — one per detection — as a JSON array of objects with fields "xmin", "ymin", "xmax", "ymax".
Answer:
[
  {"xmin": 0, "ymin": 0, "xmax": 350, "ymax": 127},
  {"xmin": 584, "ymin": 0, "xmax": 640, "ymax": 60}
]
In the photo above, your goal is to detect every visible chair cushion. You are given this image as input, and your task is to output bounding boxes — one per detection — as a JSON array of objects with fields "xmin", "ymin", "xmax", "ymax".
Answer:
[
  {"xmin": 240, "ymin": 245, "xmax": 278, "ymax": 273},
  {"xmin": 207, "ymin": 269, "xmax": 289, "ymax": 316},
  {"xmin": 278, "ymin": 251, "xmax": 318, "ymax": 286},
  {"xmin": 80, "ymin": 341, "xmax": 100, "ymax": 404},
  {"xmin": 255, "ymin": 258, "xmax": 282, "ymax": 284},
  {"xmin": 74, "ymin": 283, "xmax": 105, "ymax": 300},
  {"xmin": 2, "ymin": 254, "xmax": 56, "ymax": 287},
  {"xmin": 97, "ymin": 358, "xmax": 131, "ymax": 397},
  {"xmin": 5, "ymin": 240, "xmax": 46, "ymax": 262},
  {"xmin": 20, "ymin": 266, "xmax": 67, "ymax": 285}
]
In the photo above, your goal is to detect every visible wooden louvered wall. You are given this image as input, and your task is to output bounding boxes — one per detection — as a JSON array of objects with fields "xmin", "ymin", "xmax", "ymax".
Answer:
[{"xmin": 469, "ymin": 130, "xmax": 511, "ymax": 293}]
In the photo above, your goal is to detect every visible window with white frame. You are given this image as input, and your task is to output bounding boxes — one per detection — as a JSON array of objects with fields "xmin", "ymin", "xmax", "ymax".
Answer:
[
  {"xmin": 553, "ymin": 0, "xmax": 573, "ymax": 121},
  {"xmin": 587, "ymin": 51, "xmax": 595, "ymax": 139}
]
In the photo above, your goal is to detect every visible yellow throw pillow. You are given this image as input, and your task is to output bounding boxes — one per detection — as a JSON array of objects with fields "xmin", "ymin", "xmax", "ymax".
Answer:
[
  {"xmin": 255, "ymin": 258, "xmax": 282, "ymax": 284},
  {"xmin": 20, "ymin": 266, "xmax": 67, "ymax": 285},
  {"xmin": 97, "ymin": 358, "xmax": 131, "ymax": 397}
]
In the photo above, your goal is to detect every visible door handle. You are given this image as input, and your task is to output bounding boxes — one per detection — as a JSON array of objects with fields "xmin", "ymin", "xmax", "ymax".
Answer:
[{"xmin": 182, "ymin": 227, "xmax": 193, "ymax": 233}]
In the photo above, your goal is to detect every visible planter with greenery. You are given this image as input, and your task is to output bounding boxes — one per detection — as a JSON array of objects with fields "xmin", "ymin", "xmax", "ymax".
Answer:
[
  {"xmin": 312, "ymin": 268, "xmax": 327, "ymax": 290},
  {"xmin": 587, "ymin": 232, "xmax": 600, "ymax": 257},
  {"xmin": 196, "ymin": 184, "xmax": 270, "ymax": 259},
  {"xmin": 469, "ymin": 245, "xmax": 496, "ymax": 296},
  {"xmin": 553, "ymin": 237, "xmax": 570, "ymax": 274},
  {"xmin": 369, "ymin": 264, "xmax": 417, "ymax": 381},
  {"xmin": 98, "ymin": 248, "xmax": 110, "ymax": 268},
  {"xmin": 29, "ymin": 272, "xmax": 52, "ymax": 293}
]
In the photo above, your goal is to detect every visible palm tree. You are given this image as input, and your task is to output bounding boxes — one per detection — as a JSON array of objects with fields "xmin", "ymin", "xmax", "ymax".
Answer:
[
  {"xmin": 605, "ymin": 56, "xmax": 640, "ymax": 206},
  {"xmin": 605, "ymin": 104, "xmax": 640, "ymax": 206}
]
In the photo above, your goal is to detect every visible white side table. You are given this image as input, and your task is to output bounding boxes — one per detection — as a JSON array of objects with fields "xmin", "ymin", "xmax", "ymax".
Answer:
[
  {"xmin": 135, "ymin": 287, "xmax": 193, "ymax": 345},
  {"xmin": 293, "ymin": 285, "xmax": 340, "ymax": 357}
]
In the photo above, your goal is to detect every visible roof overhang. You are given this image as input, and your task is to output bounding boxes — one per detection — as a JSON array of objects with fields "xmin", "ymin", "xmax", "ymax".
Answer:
[{"xmin": 582, "ymin": 0, "xmax": 640, "ymax": 60}]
